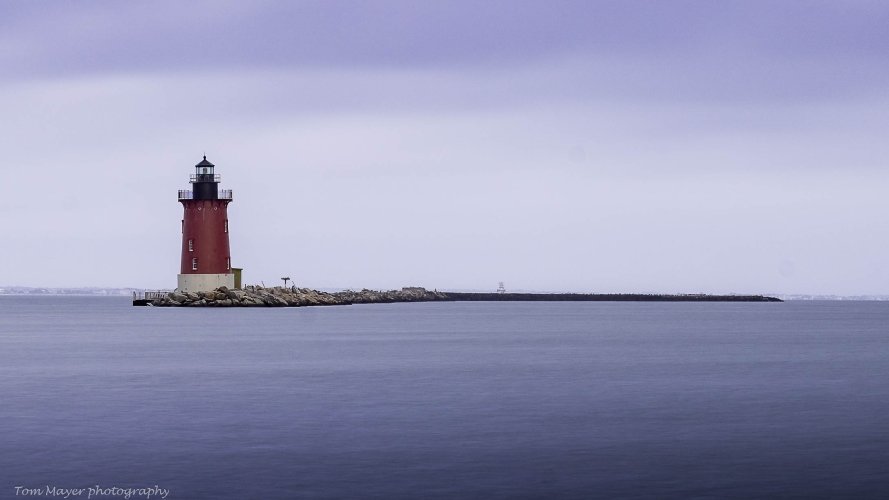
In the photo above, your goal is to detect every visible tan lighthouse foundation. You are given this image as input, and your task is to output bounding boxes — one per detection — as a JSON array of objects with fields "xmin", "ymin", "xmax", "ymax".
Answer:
[{"xmin": 177, "ymin": 273, "xmax": 235, "ymax": 293}]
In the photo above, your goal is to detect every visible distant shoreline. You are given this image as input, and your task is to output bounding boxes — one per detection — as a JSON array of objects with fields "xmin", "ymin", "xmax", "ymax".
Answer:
[{"xmin": 10, "ymin": 288, "xmax": 889, "ymax": 301}]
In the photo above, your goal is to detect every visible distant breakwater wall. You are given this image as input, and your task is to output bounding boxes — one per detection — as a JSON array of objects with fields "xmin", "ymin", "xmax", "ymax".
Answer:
[
  {"xmin": 147, "ymin": 286, "xmax": 781, "ymax": 307},
  {"xmin": 445, "ymin": 292, "xmax": 782, "ymax": 302}
]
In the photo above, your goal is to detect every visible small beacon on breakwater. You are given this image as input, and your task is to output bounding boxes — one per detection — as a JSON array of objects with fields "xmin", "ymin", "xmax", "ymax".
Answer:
[{"xmin": 177, "ymin": 156, "xmax": 237, "ymax": 292}]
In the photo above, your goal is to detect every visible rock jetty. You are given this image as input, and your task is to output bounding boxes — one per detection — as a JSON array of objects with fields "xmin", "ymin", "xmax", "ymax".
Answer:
[
  {"xmin": 147, "ymin": 286, "xmax": 782, "ymax": 307},
  {"xmin": 151, "ymin": 286, "xmax": 450, "ymax": 307}
]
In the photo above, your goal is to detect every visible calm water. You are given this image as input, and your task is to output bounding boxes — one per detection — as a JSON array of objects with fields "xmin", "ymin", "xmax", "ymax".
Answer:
[{"xmin": 1, "ymin": 297, "xmax": 888, "ymax": 499}]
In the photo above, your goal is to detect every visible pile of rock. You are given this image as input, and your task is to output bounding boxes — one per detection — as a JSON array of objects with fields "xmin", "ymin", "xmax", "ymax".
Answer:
[
  {"xmin": 334, "ymin": 287, "xmax": 450, "ymax": 304},
  {"xmin": 152, "ymin": 286, "xmax": 451, "ymax": 307}
]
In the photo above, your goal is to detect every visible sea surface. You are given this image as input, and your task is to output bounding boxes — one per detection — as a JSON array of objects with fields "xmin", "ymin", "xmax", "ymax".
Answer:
[{"xmin": 1, "ymin": 297, "xmax": 888, "ymax": 499}]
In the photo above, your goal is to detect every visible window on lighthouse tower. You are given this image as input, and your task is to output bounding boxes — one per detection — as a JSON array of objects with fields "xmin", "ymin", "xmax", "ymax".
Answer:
[{"xmin": 192, "ymin": 258, "xmax": 198, "ymax": 271}]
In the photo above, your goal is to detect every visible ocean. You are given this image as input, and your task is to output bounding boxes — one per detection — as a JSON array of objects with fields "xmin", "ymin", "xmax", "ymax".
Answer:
[{"xmin": 1, "ymin": 297, "xmax": 888, "ymax": 499}]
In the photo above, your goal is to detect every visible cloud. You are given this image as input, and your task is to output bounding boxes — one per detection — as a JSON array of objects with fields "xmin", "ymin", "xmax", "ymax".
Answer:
[
  {"xmin": 1, "ymin": 2, "xmax": 888, "ymax": 294},
  {"xmin": 1, "ymin": 62, "xmax": 887, "ymax": 293},
  {"xmin": 3, "ymin": 1, "xmax": 888, "ymax": 77}
]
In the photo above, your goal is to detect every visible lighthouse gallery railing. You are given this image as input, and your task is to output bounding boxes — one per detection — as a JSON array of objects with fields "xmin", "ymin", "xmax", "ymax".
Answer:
[
  {"xmin": 190, "ymin": 174, "xmax": 222, "ymax": 183},
  {"xmin": 178, "ymin": 190, "xmax": 233, "ymax": 200}
]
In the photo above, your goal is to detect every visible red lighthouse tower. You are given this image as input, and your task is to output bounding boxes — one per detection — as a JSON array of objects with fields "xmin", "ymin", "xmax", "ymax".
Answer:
[{"xmin": 177, "ymin": 156, "xmax": 234, "ymax": 292}]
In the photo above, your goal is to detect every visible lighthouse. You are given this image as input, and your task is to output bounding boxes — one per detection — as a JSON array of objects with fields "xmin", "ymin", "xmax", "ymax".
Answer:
[{"xmin": 177, "ymin": 156, "xmax": 235, "ymax": 292}]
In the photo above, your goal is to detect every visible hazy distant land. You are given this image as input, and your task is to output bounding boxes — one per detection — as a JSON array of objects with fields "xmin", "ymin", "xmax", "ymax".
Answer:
[
  {"xmin": 0, "ymin": 286, "xmax": 135, "ymax": 296},
  {"xmin": 2, "ymin": 286, "xmax": 887, "ymax": 301}
]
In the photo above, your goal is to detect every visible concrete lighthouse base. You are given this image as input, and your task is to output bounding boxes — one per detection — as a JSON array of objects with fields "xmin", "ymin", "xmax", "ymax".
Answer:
[{"xmin": 177, "ymin": 273, "xmax": 235, "ymax": 293}]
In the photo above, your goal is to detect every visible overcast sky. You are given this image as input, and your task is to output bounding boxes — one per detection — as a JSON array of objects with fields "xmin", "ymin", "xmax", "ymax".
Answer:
[{"xmin": 1, "ymin": 1, "xmax": 888, "ymax": 295}]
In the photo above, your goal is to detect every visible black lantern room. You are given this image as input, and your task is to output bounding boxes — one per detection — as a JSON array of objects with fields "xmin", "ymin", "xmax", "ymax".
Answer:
[{"xmin": 191, "ymin": 155, "xmax": 220, "ymax": 200}]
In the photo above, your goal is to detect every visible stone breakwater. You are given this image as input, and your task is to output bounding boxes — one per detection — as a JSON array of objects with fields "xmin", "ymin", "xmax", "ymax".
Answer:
[
  {"xmin": 152, "ymin": 286, "xmax": 450, "ymax": 307},
  {"xmin": 149, "ymin": 286, "xmax": 782, "ymax": 307}
]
